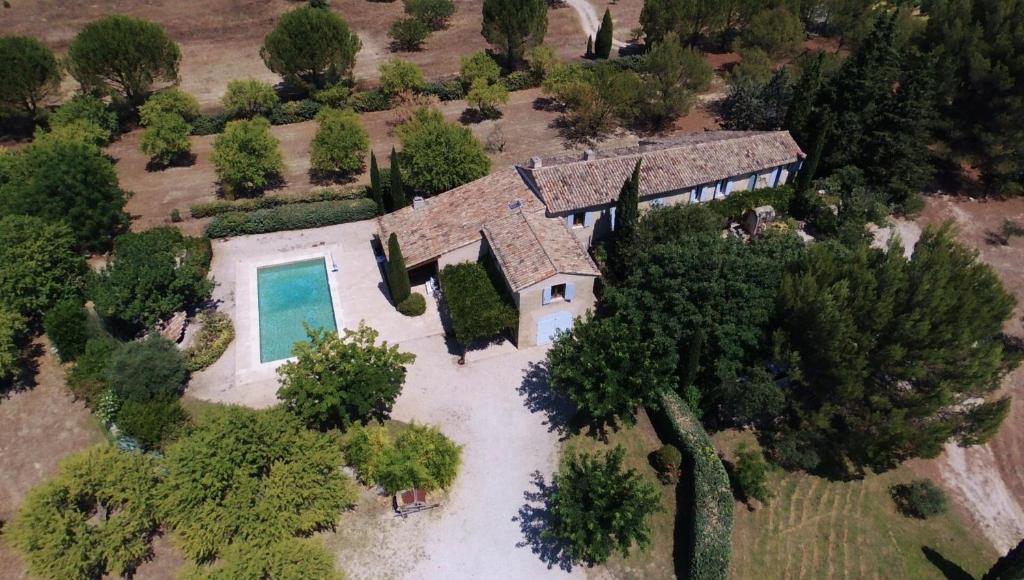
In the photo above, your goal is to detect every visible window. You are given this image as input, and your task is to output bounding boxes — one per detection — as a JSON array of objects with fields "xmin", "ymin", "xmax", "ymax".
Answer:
[
  {"xmin": 571, "ymin": 213, "xmax": 585, "ymax": 228},
  {"xmin": 550, "ymin": 283, "xmax": 566, "ymax": 300}
]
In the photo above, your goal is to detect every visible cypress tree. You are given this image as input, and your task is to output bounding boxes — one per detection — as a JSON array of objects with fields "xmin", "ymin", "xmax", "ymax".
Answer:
[
  {"xmin": 386, "ymin": 232, "xmax": 411, "ymax": 304},
  {"xmin": 611, "ymin": 159, "xmax": 641, "ymax": 279},
  {"xmin": 595, "ymin": 9, "xmax": 614, "ymax": 59},
  {"xmin": 984, "ymin": 538, "xmax": 1024, "ymax": 580},
  {"xmin": 585, "ymin": 35, "xmax": 594, "ymax": 59},
  {"xmin": 369, "ymin": 150, "xmax": 385, "ymax": 215},
  {"xmin": 784, "ymin": 51, "xmax": 825, "ymax": 147},
  {"xmin": 388, "ymin": 147, "xmax": 408, "ymax": 211}
]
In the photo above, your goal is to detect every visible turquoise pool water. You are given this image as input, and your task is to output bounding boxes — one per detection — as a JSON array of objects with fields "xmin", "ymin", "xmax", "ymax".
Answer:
[{"xmin": 257, "ymin": 258, "xmax": 337, "ymax": 362}]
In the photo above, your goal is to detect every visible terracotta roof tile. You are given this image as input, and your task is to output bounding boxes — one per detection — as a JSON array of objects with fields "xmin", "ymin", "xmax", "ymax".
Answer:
[
  {"xmin": 520, "ymin": 131, "xmax": 804, "ymax": 213},
  {"xmin": 483, "ymin": 211, "xmax": 599, "ymax": 291}
]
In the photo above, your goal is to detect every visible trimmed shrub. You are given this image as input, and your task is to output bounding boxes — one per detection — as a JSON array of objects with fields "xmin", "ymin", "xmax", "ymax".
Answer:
[
  {"xmin": 379, "ymin": 59, "xmax": 427, "ymax": 95},
  {"xmin": 423, "ymin": 79, "xmax": 466, "ymax": 101},
  {"xmin": 891, "ymin": 479, "xmax": 947, "ymax": 519},
  {"xmin": 460, "ymin": 51, "xmax": 502, "ymax": 86},
  {"xmin": 67, "ymin": 335, "xmax": 120, "ymax": 405},
  {"xmin": 389, "ymin": 18, "xmax": 430, "ymax": 52},
  {"xmin": 398, "ymin": 293, "xmax": 427, "ymax": 316},
  {"xmin": 656, "ymin": 390, "xmax": 734, "ymax": 580},
  {"xmin": 500, "ymin": 70, "xmax": 538, "ymax": 91},
  {"xmin": 313, "ymin": 84, "xmax": 352, "ymax": 108},
  {"xmin": 43, "ymin": 299, "xmax": 89, "ymax": 362},
  {"xmin": 205, "ymin": 198, "xmax": 378, "ymax": 238},
  {"xmin": 438, "ymin": 261, "xmax": 517, "ymax": 346},
  {"xmin": 211, "ymin": 116, "xmax": 283, "ymax": 197},
  {"xmin": 104, "ymin": 336, "xmax": 188, "ymax": 403},
  {"xmin": 310, "ymin": 107, "xmax": 368, "ymax": 176},
  {"xmin": 139, "ymin": 88, "xmax": 200, "ymax": 125},
  {"xmin": 189, "ymin": 185, "xmax": 367, "ymax": 218},
  {"xmin": 48, "ymin": 95, "xmax": 119, "ymax": 143},
  {"xmin": 223, "ymin": 78, "xmax": 279, "ymax": 119},
  {"xmin": 190, "ymin": 112, "xmax": 229, "ymax": 135},
  {"xmin": 140, "ymin": 111, "xmax": 192, "ymax": 166},
  {"xmin": 733, "ymin": 443, "xmax": 772, "ymax": 504},
  {"xmin": 404, "ymin": 0, "xmax": 455, "ymax": 30},
  {"xmin": 351, "ymin": 89, "xmax": 393, "ymax": 112},
  {"xmin": 115, "ymin": 397, "xmax": 188, "ymax": 449},
  {"xmin": 267, "ymin": 98, "xmax": 321, "ymax": 125},
  {"xmin": 183, "ymin": 310, "xmax": 235, "ymax": 372},
  {"xmin": 651, "ymin": 443, "xmax": 682, "ymax": 484},
  {"xmin": 6, "ymin": 445, "xmax": 161, "ymax": 579}
]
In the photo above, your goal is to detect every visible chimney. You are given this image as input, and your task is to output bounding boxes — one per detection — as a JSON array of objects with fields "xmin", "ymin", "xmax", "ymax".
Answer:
[
  {"xmin": 583, "ymin": 149, "xmax": 596, "ymax": 160},
  {"xmin": 412, "ymin": 196, "xmax": 425, "ymax": 210},
  {"xmin": 530, "ymin": 156, "xmax": 543, "ymax": 169}
]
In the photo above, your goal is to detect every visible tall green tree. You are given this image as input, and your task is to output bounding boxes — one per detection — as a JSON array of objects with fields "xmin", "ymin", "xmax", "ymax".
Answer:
[
  {"xmin": 66, "ymin": 15, "xmax": 181, "ymax": 106},
  {"xmin": 984, "ymin": 538, "xmax": 1024, "ymax": 580},
  {"xmin": 595, "ymin": 9, "xmax": 614, "ymax": 59},
  {"xmin": 386, "ymin": 233, "xmax": 412, "ymax": 304},
  {"xmin": 0, "ymin": 139, "xmax": 127, "ymax": 250},
  {"xmin": 738, "ymin": 7, "xmax": 805, "ymax": 58},
  {"xmin": 369, "ymin": 151, "xmax": 385, "ymax": 214},
  {"xmin": 0, "ymin": 216, "xmax": 85, "ymax": 320},
  {"xmin": 277, "ymin": 324, "xmax": 416, "ymax": 429},
  {"xmin": 783, "ymin": 51, "xmax": 827, "ymax": 147},
  {"xmin": 543, "ymin": 446, "xmax": 662, "ymax": 565},
  {"xmin": 639, "ymin": 0, "xmax": 686, "ymax": 45},
  {"xmin": 481, "ymin": 0, "xmax": 548, "ymax": 66},
  {"xmin": 388, "ymin": 147, "xmax": 408, "ymax": 210},
  {"xmin": 0, "ymin": 36, "xmax": 61, "ymax": 117},
  {"xmin": 261, "ymin": 6, "xmax": 362, "ymax": 92},
  {"xmin": 310, "ymin": 107, "xmax": 369, "ymax": 177},
  {"xmin": 611, "ymin": 159, "xmax": 641, "ymax": 279},
  {"xmin": 637, "ymin": 39, "xmax": 712, "ymax": 129},
  {"xmin": 395, "ymin": 107, "xmax": 491, "ymax": 194}
]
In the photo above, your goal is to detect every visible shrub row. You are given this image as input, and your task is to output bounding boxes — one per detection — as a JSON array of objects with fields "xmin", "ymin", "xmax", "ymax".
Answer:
[
  {"xmin": 205, "ymin": 198, "xmax": 377, "ymax": 238},
  {"xmin": 190, "ymin": 186, "xmax": 367, "ymax": 218},
  {"xmin": 184, "ymin": 310, "xmax": 234, "ymax": 372},
  {"xmin": 710, "ymin": 185, "xmax": 794, "ymax": 221},
  {"xmin": 655, "ymin": 390, "xmax": 734, "ymax": 580}
]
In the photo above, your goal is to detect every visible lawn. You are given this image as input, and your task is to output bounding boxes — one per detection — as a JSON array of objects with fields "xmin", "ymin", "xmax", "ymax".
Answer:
[
  {"xmin": 562, "ymin": 410, "xmax": 677, "ymax": 579},
  {"xmin": 717, "ymin": 431, "xmax": 1000, "ymax": 579}
]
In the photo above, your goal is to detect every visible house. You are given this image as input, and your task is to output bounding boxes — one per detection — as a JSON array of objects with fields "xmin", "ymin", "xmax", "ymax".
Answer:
[{"xmin": 378, "ymin": 130, "xmax": 804, "ymax": 348}]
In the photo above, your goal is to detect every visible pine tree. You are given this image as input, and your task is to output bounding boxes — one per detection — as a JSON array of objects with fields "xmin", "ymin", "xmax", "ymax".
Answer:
[
  {"xmin": 595, "ymin": 9, "xmax": 614, "ymax": 59},
  {"xmin": 388, "ymin": 147, "xmax": 408, "ymax": 211},
  {"xmin": 611, "ymin": 159, "xmax": 641, "ymax": 279},
  {"xmin": 386, "ymin": 233, "xmax": 411, "ymax": 304},
  {"xmin": 369, "ymin": 151, "xmax": 385, "ymax": 215},
  {"xmin": 586, "ymin": 35, "xmax": 594, "ymax": 58}
]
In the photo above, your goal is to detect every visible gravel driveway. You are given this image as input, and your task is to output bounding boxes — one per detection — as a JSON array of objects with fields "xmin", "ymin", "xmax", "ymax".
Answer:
[{"xmin": 333, "ymin": 335, "xmax": 589, "ymax": 579}]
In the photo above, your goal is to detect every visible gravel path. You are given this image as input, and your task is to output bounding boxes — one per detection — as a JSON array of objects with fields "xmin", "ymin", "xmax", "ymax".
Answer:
[{"xmin": 565, "ymin": 0, "xmax": 627, "ymax": 48}]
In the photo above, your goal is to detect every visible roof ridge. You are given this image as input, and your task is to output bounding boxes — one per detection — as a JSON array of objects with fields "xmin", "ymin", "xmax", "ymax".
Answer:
[{"xmin": 530, "ymin": 131, "xmax": 777, "ymax": 170}]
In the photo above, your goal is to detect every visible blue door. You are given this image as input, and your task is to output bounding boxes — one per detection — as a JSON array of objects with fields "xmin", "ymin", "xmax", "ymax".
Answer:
[{"xmin": 536, "ymin": 311, "xmax": 573, "ymax": 345}]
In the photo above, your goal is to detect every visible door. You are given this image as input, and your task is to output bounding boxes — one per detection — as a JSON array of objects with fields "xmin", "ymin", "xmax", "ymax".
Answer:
[{"xmin": 536, "ymin": 311, "xmax": 573, "ymax": 345}]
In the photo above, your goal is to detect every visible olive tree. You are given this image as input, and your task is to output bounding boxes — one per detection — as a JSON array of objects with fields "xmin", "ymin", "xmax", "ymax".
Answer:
[
  {"xmin": 261, "ymin": 6, "xmax": 361, "ymax": 92},
  {"xmin": 211, "ymin": 117, "xmax": 284, "ymax": 198},
  {"xmin": 0, "ymin": 35, "xmax": 61, "ymax": 117},
  {"xmin": 395, "ymin": 106, "xmax": 491, "ymax": 194},
  {"xmin": 66, "ymin": 15, "xmax": 181, "ymax": 105},
  {"xmin": 310, "ymin": 107, "xmax": 369, "ymax": 177},
  {"xmin": 222, "ymin": 79, "xmax": 280, "ymax": 119},
  {"xmin": 379, "ymin": 59, "xmax": 427, "ymax": 95},
  {"xmin": 140, "ymin": 112, "xmax": 191, "ymax": 166},
  {"xmin": 139, "ymin": 88, "xmax": 200, "ymax": 126}
]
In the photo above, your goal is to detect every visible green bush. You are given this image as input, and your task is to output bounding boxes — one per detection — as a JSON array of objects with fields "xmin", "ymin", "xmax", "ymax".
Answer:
[
  {"xmin": 891, "ymin": 479, "xmax": 947, "ymax": 519},
  {"xmin": 313, "ymin": 84, "xmax": 352, "ymax": 107},
  {"xmin": 500, "ymin": 70, "xmax": 538, "ymax": 91},
  {"xmin": 260, "ymin": 6, "xmax": 361, "ymax": 92},
  {"xmin": 460, "ymin": 51, "xmax": 502, "ymax": 86},
  {"xmin": 350, "ymin": 89, "xmax": 393, "ymax": 112},
  {"xmin": 398, "ymin": 293, "xmax": 427, "ymax": 316},
  {"xmin": 0, "ymin": 308, "xmax": 27, "ymax": 382},
  {"xmin": 48, "ymin": 95, "xmax": 119, "ymax": 143},
  {"xmin": 733, "ymin": 443, "xmax": 772, "ymax": 504},
  {"xmin": 710, "ymin": 185, "xmax": 793, "ymax": 221},
  {"xmin": 184, "ymin": 310, "xmax": 235, "ymax": 372},
  {"xmin": 310, "ymin": 107, "xmax": 368, "ymax": 176},
  {"xmin": 67, "ymin": 335, "xmax": 120, "ymax": 405},
  {"xmin": 6, "ymin": 445, "xmax": 161, "ymax": 579},
  {"xmin": 205, "ymin": 198, "xmax": 377, "ymax": 238},
  {"xmin": 158, "ymin": 406, "xmax": 357, "ymax": 561},
  {"xmin": 347, "ymin": 423, "xmax": 462, "ymax": 493},
  {"xmin": 267, "ymin": 98, "xmax": 321, "ymax": 125},
  {"xmin": 34, "ymin": 118, "xmax": 112, "ymax": 148},
  {"xmin": 0, "ymin": 215, "xmax": 85, "ymax": 320},
  {"xmin": 222, "ymin": 78, "xmax": 279, "ymax": 118},
  {"xmin": 389, "ymin": 17, "xmax": 431, "ymax": 51},
  {"xmin": 139, "ymin": 88, "xmax": 200, "ymax": 125},
  {"xmin": 104, "ymin": 336, "xmax": 188, "ymax": 403},
  {"xmin": 396, "ymin": 106, "xmax": 491, "ymax": 194},
  {"xmin": 651, "ymin": 443, "xmax": 682, "ymax": 484},
  {"xmin": 212, "ymin": 116, "xmax": 283, "ymax": 197},
  {"xmin": 343, "ymin": 424, "xmax": 395, "ymax": 486},
  {"xmin": 182, "ymin": 537, "xmax": 341, "ymax": 580},
  {"xmin": 140, "ymin": 111, "xmax": 192, "ymax": 166},
  {"xmin": 189, "ymin": 185, "xmax": 366, "ymax": 218},
  {"xmin": 115, "ymin": 397, "xmax": 188, "ymax": 449},
  {"xmin": 423, "ymin": 79, "xmax": 465, "ymax": 101},
  {"xmin": 170, "ymin": 208, "xmax": 182, "ymax": 222},
  {"xmin": 44, "ymin": 298, "xmax": 90, "ymax": 362},
  {"xmin": 656, "ymin": 390, "xmax": 734, "ymax": 580},
  {"xmin": 438, "ymin": 261, "xmax": 517, "ymax": 346},
  {"xmin": 404, "ymin": 0, "xmax": 455, "ymax": 30},
  {"xmin": 0, "ymin": 36, "xmax": 61, "ymax": 119},
  {"xmin": 190, "ymin": 112, "xmax": 229, "ymax": 135},
  {"xmin": 379, "ymin": 58, "xmax": 427, "ymax": 95}
]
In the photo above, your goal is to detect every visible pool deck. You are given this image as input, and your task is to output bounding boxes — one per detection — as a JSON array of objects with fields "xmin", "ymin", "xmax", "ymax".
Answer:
[{"xmin": 188, "ymin": 219, "xmax": 446, "ymax": 408}]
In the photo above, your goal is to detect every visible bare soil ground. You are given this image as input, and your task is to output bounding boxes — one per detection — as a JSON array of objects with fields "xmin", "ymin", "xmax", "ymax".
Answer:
[
  {"xmin": 0, "ymin": 339, "xmax": 105, "ymax": 578},
  {"xmin": 911, "ymin": 195, "xmax": 1024, "ymax": 554}
]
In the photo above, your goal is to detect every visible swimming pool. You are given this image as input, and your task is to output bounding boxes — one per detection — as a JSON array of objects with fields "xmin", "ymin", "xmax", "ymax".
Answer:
[{"xmin": 257, "ymin": 258, "xmax": 337, "ymax": 362}]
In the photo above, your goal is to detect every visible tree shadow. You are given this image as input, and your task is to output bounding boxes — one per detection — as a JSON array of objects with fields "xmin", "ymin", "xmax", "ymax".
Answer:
[
  {"xmin": 144, "ymin": 152, "xmax": 197, "ymax": 172},
  {"xmin": 512, "ymin": 471, "xmax": 576, "ymax": 572},
  {"xmin": 0, "ymin": 341, "xmax": 43, "ymax": 399},
  {"xmin": 516, "ymin": 362, "xmax": 578, "ymax": 436},
  {"xmin": 532, "ymin": 97, "xmax": 565, "ymax": 113},
  {"xmin": 309, "ymin": 168, "xmax": 360, "ymax": 187},
  {"xmin": 921, "ymin": 546, "xmax": 974, "ymax": 580}
]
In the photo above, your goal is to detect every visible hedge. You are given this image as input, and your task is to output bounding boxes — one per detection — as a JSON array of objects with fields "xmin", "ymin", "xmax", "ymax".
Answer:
[
  {"xmin": 654, "ymin": 390, "xmax": 734, "ymax": 580},
  {"xmin": 205, "ymin": 198, "xmax": 377, "ymax": 238},
  {"xmin": 438, "ymin": 261, "xmax": 517, "ymax": 346},
  {"xmin": 184, "ymin": 310, "xmax": 234, "ymax": 372},
  {"xmin": 190, "ymin": 186, "xmax": 367, "ymax": 218}
]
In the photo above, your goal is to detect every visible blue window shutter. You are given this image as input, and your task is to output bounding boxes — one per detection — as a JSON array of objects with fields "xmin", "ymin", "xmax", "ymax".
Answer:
[
  {"xmin": 542, "ymin": 287, "xmax": 552, "ymax": 305},
  {"xmin": 610, "ymin": 207, "xmax": 617, "ymax": 230},
  {"xmin": 725, "ymin": 179, "xmax": 735, "ymax": 195},
  {"xmin": 565, "ymin": 215, "xmax": 573, "ymax": 228},
  {"xmin": 772, "ymin": 167, "xmax": 782, "ymax": 187},
  {"xmin": 583, "ymin": 212, "xmax": 595, "ymax": 227},
  {"xmin": 748, "ymin": 174, "xmax": 757, "ymax": 190},
  {"xmin": 565, "ymin": 283, "xmax": 575, "ymax": 302}
]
